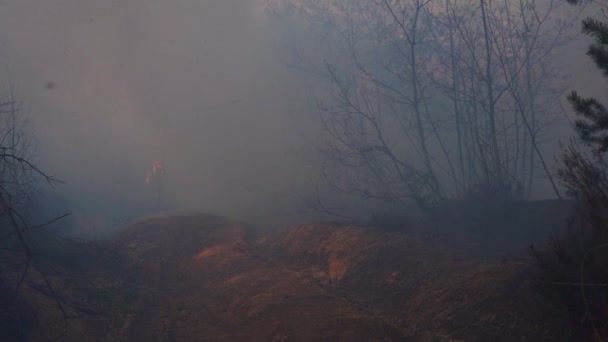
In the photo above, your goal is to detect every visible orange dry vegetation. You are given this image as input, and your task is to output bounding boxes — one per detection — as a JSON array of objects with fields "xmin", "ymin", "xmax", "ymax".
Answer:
[{"xmin": 10, "ymin": 214, "xmax": 570, "ymax": 341}]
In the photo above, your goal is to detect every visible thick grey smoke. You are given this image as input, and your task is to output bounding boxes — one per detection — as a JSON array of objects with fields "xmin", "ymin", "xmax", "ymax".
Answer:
[
  {"xmin": 0, "ymin": 0, "xmax": 318, "ymax": 229},
  {"xmin": 0, "ymin": 0, "xmax": 604, "ymax": 234}
]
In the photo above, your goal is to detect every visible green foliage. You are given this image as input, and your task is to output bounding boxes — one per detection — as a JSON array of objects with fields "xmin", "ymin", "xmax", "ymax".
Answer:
[
  {"xmin": 533, "ymin": 4, "xmax": 608, "ymax": 339},
  {"xmin": 567, "ymin": 7, "xmax": 608, "ymax": 151}
]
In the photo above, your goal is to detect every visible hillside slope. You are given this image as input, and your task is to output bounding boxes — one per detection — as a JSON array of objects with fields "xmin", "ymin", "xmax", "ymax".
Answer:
[{"xmin": 4, "ymin": 213, "xmax": 569, "ymax": 341}]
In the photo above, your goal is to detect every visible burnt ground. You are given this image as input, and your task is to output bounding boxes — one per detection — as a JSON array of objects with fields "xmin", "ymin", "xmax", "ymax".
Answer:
[{"xmin": 0, "ymin": 201, "xmax": 575, "ymax": 341}]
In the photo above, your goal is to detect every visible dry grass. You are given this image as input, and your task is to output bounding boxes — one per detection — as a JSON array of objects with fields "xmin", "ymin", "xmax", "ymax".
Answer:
[{"xmin": 2, "ymin": 213, "xmax": 572, "ymax": 341}]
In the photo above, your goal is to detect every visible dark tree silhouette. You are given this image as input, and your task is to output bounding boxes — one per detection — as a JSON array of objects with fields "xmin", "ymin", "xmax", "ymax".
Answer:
[
  {"xmin": 0, "ymin": 96, "xmax": 69, "ymax": 340},
  {"xmin": 532, "ymin": 3, "xmax": 608, "ymax": 340},
  {"xmin": 567, "ymin": 0, "xmax": 608, "ymax": 151}
]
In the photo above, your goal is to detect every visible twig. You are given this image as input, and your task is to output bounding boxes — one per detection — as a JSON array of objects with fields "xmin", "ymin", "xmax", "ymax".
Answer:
[{"xmin": 0, "ymin": 213, "xmax": 69, "ymax": 241}]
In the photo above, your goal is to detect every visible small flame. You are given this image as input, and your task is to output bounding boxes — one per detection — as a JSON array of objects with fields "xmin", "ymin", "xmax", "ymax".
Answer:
[
  {"xmin": 145, "ymin": 171, "xmax": 152, "ymax": 185},
  {"xmin": 146, "ymin": 160, "xmax": 166, "ymax": 184}
]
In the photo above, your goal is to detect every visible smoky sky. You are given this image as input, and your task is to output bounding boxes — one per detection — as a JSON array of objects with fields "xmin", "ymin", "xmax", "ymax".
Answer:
[
  {"xmin": 0, "ymin": 0, "xmax": 604, "ymax": 229},
  {"xmin": 0, "ymin": 0, "xmax": 321, "ymax": 223}
]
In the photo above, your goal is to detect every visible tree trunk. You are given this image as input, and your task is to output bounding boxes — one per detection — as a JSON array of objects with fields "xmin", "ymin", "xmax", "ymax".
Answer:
[
  {"xmin": 447, "ymin": 0, "xmax": 466, "ymax": 195},
  {"xmin": 480, "ymin": 0, "xmax": 503, "ymax": 182}
]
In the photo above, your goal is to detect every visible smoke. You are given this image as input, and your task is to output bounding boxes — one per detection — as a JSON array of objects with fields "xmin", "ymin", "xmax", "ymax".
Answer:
[
  {"xmin": 0, "ymin": 0, "xmax": 604, "ymax": 233},
  {"xmin": 0, "ymin": 0, "xmax": 318, "ymax": 228}
]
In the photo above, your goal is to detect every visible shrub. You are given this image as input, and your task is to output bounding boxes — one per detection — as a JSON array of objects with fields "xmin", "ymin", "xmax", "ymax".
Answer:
[{"xmin": 533, "ymin": 145, "xmax": 608, "ymax": 341}]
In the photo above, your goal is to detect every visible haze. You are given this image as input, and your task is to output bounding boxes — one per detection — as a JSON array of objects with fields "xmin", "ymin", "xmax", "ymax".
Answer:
[
  {"xmin": 0, "ymin": 0, "xmax": 603, "ymax": 233},
  {"xmin": 0, "ymin": 0, "xmax": 322, "ymax": 230}
]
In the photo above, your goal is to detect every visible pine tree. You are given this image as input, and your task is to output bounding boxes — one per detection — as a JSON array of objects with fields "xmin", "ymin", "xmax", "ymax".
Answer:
[{"xmin": 567, "ymin": 1, "xmax": 608, "ymax": 151}]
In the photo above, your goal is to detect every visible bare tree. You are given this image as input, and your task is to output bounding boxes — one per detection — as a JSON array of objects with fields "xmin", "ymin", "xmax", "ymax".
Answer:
[
  {"xmin": 268, "ymin": 0, "xmax": 574, "ymax": 215},
  {"xmin": 0, "ymin": 93, "xmax": 69, "ymax": 337}
]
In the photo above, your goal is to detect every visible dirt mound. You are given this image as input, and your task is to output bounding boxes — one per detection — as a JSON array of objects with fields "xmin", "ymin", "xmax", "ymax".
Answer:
[{"xmin": 5, "ymin": 214, "xmax": 570, "ymax": 341}]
